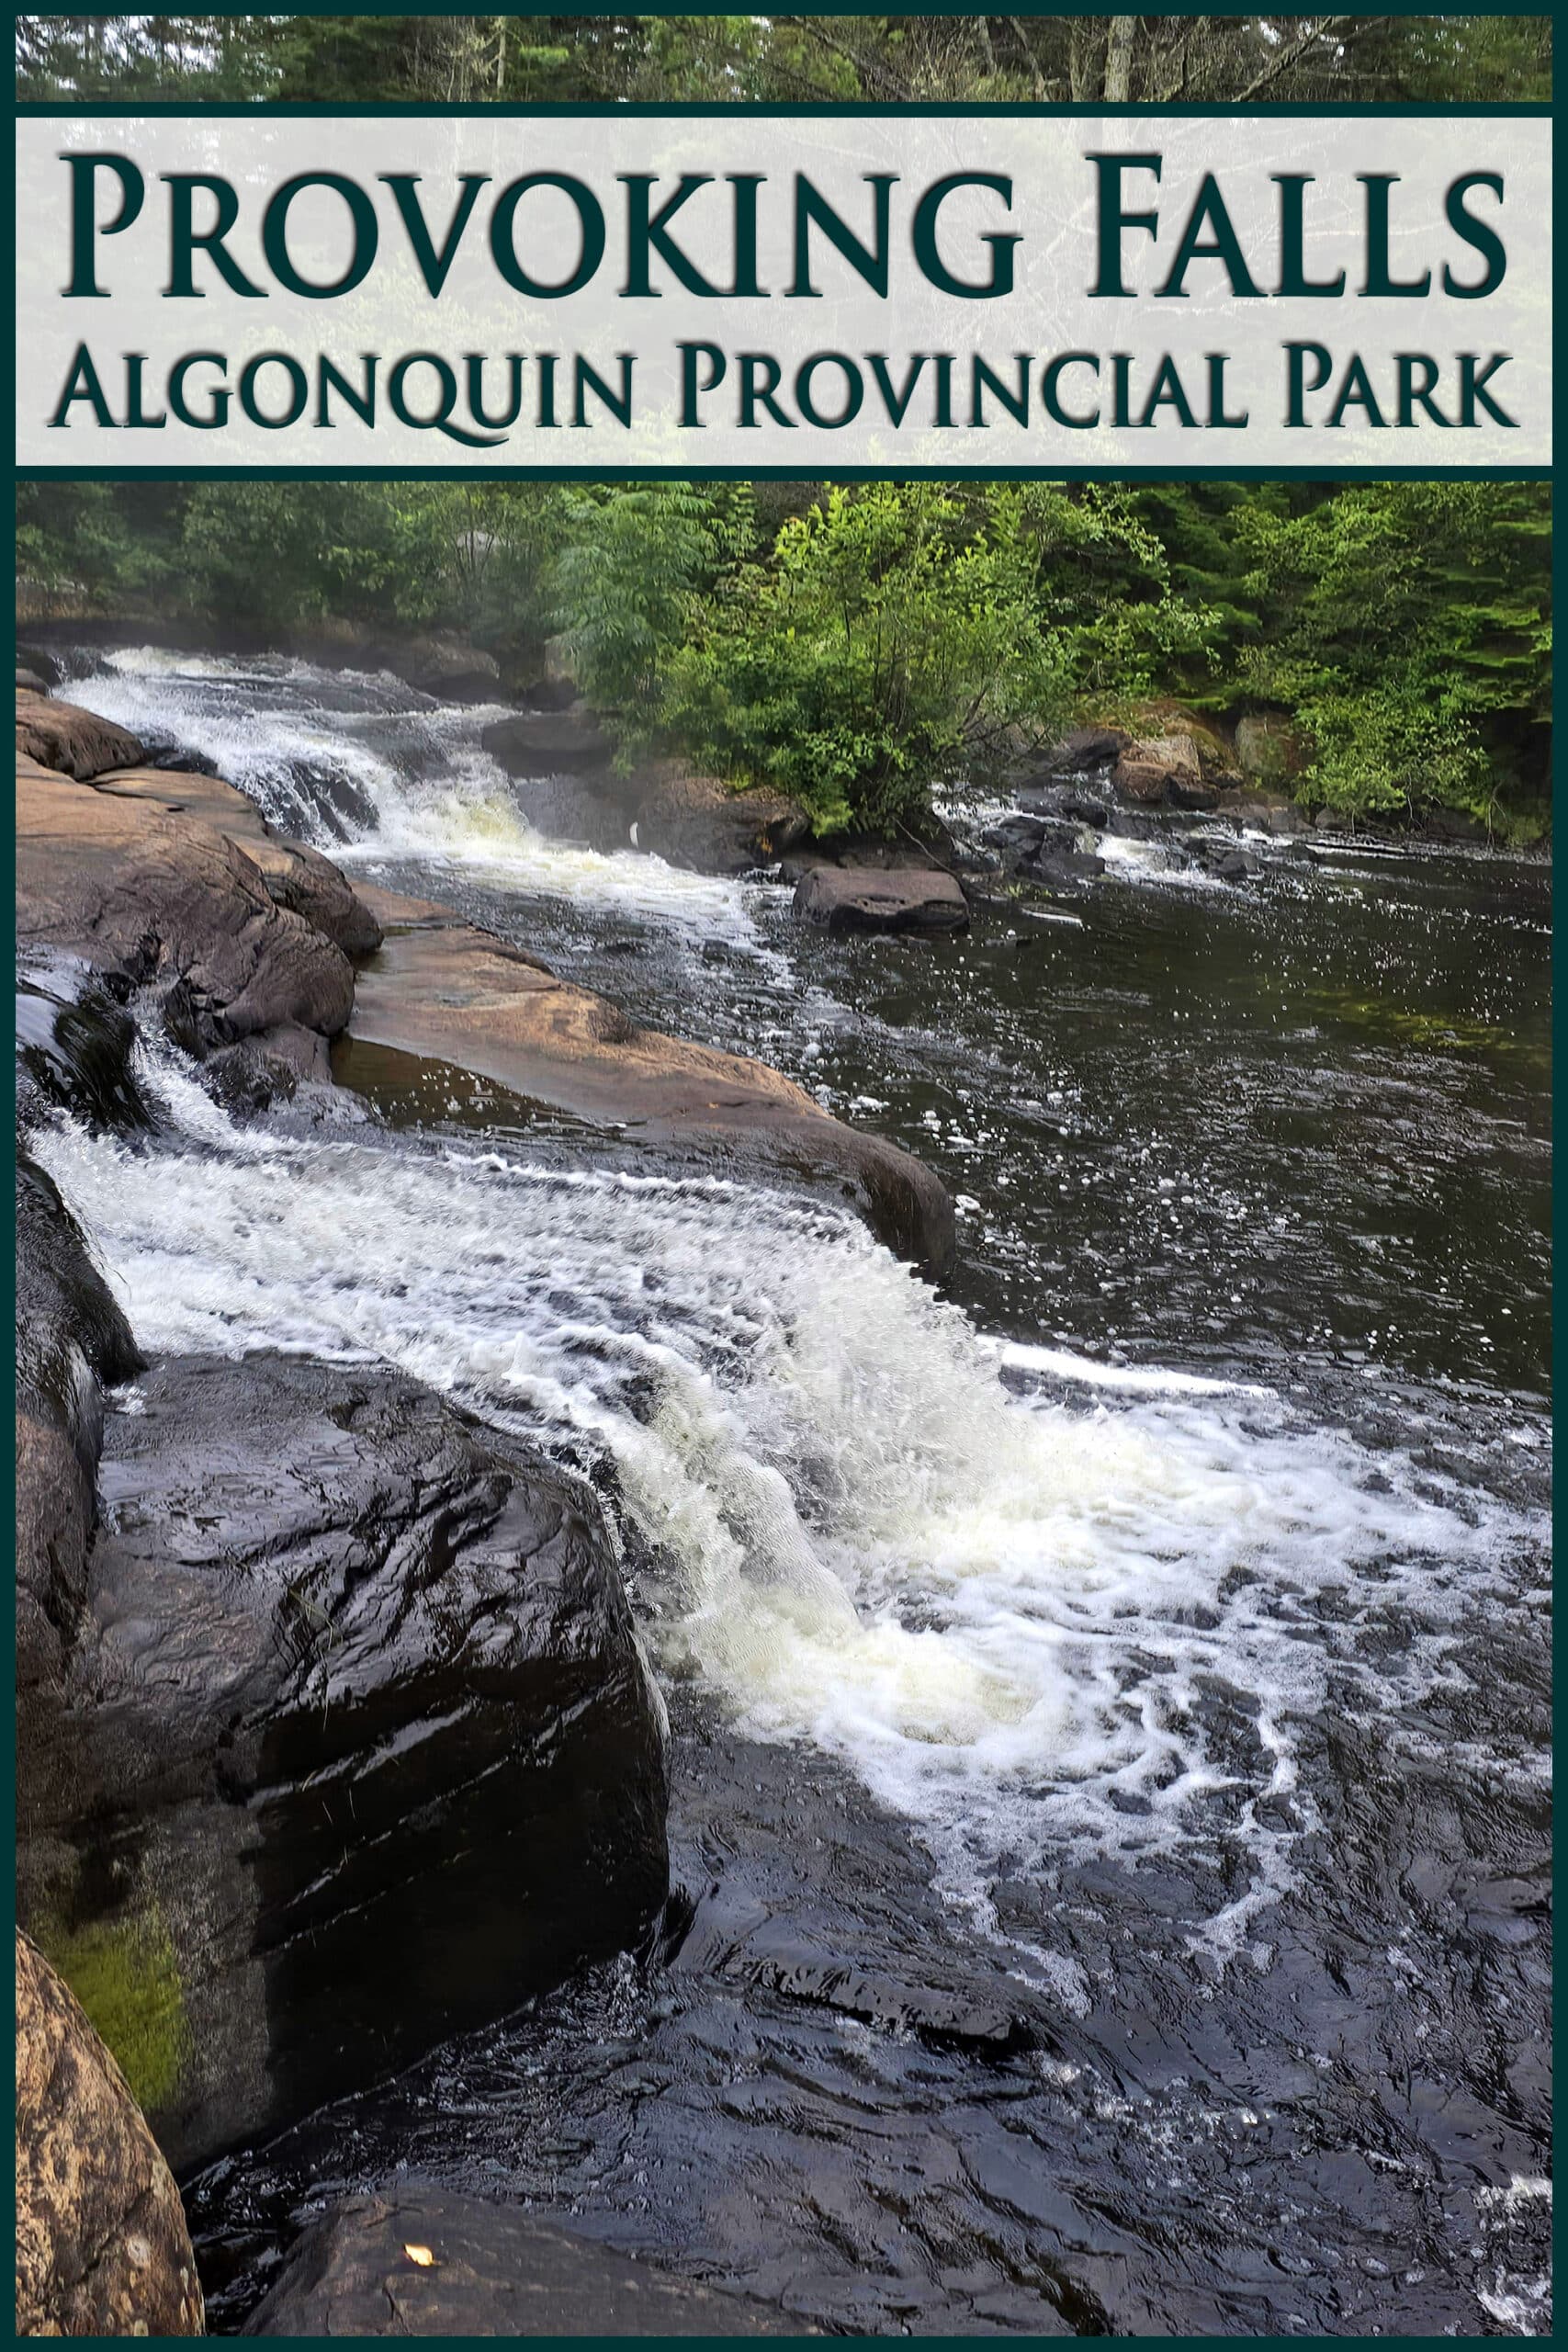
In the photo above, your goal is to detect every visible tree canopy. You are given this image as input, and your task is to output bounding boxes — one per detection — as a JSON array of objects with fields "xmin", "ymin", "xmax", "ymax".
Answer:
[
  {"xmin": 15, "ymin": 15, "xmax": 1553, "ymax": 104},
  {"xmin": 16, "ymin": 475, "xmax": 1552, "ymax": 838}
]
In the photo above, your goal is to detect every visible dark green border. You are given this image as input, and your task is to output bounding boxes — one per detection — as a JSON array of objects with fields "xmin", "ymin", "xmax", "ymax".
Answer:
[{"xmin": 6, "ymin": 10, "xmax": 1560, "ymax": 2345}]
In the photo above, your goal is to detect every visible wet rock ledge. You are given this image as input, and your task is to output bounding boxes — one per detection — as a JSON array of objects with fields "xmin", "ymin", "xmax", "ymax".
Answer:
[
  {"xmin": 14, "ymin": 682, "xmax": 953, "ymax": 2334},
  {"xmin": 243, "ymin": 2188, "xmax": 808, "ymax": 2337}
]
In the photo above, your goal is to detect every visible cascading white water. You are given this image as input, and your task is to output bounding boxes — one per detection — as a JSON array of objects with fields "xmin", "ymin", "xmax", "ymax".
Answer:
[
  {"xmin": 36, "ymin": 1041, "xmax": 1535, "ymax": 1967},
  {"xmin": 64, "ymin": 647, "xmax": 773, "ymax": 949}
]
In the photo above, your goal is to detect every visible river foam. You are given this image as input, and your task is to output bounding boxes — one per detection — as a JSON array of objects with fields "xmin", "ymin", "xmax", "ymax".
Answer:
[{"xmin": 37, "ymin": 1043, "xmax": 1537, "ymax": 1965}]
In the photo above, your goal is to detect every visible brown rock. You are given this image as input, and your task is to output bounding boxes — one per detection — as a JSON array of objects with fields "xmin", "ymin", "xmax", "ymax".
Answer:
[
  {"xmin": 1111, "ymin": 733, "xmax": 1204, "ymax": 808},
  {"xmin": 343, "ymin": 916, "xmax": 953, "ymax": 1275},
  {"xmin": 89, "ymin": 764, "xmax": 382, "ymax": 957},
  {"xmin": 17, "ymin": 764, "xmax": 359, "ymax": 1047},
  {"xmin": 15, "ymin": 1930, "xmax": 204, "ymax": 2338},
  {"xmin": 793, "ymin": 865, "xmax": 969, "ymax": 935},
  {"xmin": 17, "ymin": 693, "xmax": 143, "ymax": 781}
]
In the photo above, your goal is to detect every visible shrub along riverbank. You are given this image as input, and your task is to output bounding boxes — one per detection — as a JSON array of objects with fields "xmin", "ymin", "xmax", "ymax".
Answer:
[{"xmin": 16, "ymin": 475, "xmax": 1552, "ymax": 841}]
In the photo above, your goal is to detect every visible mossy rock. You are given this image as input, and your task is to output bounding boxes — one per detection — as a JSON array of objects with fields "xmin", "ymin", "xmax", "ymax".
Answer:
[
  {"xmin": 33, "ymin": 1905, "xmax": 192, "ymax": 2116},
  {"xmin": 1235, "ymin": 713, "xmax": 1310, "ymax": 786}
]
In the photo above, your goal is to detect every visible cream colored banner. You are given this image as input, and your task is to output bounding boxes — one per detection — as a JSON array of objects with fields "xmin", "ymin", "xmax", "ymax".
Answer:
[{"xmin": 15, "ymin": 110, "xmax": 1551, "ymax": 467}]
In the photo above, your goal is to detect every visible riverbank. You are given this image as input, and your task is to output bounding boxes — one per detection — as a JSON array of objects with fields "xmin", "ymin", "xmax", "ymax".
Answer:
[{"xmin": 17, "ymin": 644, "xmax": 1551, "ymax": 2337}]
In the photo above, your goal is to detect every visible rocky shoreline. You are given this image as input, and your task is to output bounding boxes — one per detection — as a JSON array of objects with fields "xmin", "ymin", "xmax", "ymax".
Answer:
[{"xmin": 13, "ymin": 672, "xmax": 957, "ymax": 2335}]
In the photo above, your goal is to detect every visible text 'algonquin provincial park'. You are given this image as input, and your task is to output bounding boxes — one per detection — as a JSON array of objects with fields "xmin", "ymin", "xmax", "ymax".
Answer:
[{"xmin": 12, "ymin": 12, "xmax": 1555, "ymax": 2347}]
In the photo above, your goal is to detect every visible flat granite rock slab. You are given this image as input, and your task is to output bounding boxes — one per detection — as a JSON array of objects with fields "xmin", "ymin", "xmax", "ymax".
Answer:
[{"xmin": 244, "ymin": 2188, "xmax": 812, "ymax": 2336}]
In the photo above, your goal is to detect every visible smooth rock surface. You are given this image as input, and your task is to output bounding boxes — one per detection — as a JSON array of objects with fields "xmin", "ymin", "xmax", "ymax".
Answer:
[
  {"xmin": 243, "ymin": 2188, "xmax": 806, "ymax": 2336},
  {"xmin": 89, "ymin": 763, "xmax": 383, "ymax": 957},
  {"xmin": 17, "ymin": 693, "xmax": 143, "ymax": 780},
  {"xmin": 18, "ymin": 1351, "xmax": 670, "ymax": 2171},
  {"xmin": 16, "ymin": 1931, "xmax": 205, "ymax": 2338},
  {"xmin": 481, "ymin": 707, "xmax": 615, "ymax": 775},
  {"xmin": 793, "ymin": 863, "xmax": 970, "ymax": 934},
  {"xmin": 17, "ymin": 758, "xmax": 364, "ymax": 1050},
  {"xmin": 343, "ymin": 913, "xmax": 953, "ymax": 1275}
]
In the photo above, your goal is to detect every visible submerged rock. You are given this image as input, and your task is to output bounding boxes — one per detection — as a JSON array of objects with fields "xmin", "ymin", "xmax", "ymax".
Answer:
[
  {"xmin": 17, "ymin": 960, "xmax": 157, "ymax": 1134},
  {"xmin": 243, "ymin": 2188, "xmax": 805, "ymax": 2337},
  {"xmin": 18, "ymin": 1351, "xmax": 670, "ymax": 2171},
  {"xmin": 16, "ymin": 1930, "xmax": 204, "ymax": 2338},
  {"xmin": 793, "ymin": 864, "xmax": 969, "ymax": 934}
]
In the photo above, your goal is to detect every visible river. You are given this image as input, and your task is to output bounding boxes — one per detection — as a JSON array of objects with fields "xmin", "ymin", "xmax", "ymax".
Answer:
[{"xmin": 36, "ymin": 646, "xmax": 1551, "ymax": 2335}]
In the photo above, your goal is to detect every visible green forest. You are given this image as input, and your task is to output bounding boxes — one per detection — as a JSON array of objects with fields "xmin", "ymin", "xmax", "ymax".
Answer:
[
  {"xmin": 13, "ymin": 13, "xmax": 1555, "ymax": 105},
  {"xmin": 17, "ymin": 477, "xmax": 1552, "ymax": 838}
]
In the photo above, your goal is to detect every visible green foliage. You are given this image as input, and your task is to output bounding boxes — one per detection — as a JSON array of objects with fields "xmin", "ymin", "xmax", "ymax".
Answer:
[
  {"xmin": 659, "ymin": 483, "xmax": 1069, "ymax": 833},
  {"xmin": 14, "ymin": 475, "xmax": 1552, "ymax": 835},
  {"xmin": 1235, "ymin": 482, "xmax": 1552, "ymax": 825},
  {"xmin": 550, "ymin": 483, "xmax": 753, "ymax": 723}
]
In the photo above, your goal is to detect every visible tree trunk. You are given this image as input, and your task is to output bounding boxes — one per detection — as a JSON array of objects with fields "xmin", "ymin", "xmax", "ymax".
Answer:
[{"xmin": 1103, "ymin": 16, "xmax": 1138, "ymax": 104}]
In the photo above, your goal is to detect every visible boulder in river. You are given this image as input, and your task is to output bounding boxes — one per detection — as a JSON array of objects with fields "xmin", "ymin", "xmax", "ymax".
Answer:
[
  {"xmin": 16, "ymin": 642, "xmax": 63, "ymax": 689},
  {"xmin": 243, "ymin": 2187, "xmax": 807, "ymax": 2336},
  {"xmin": 793, "ymin": 865, "xmax": 970, "ymax": 934},
  {"xmin": 389, "ymin": 631, "xmax": 502, "ymax": 704},
  {"xmin": 17, "ymin": 694, "xmax": 143, "ymax": 781},
  {"xmin": 1029, "ymin": 724, "xmax": 1129, "ymax": 780},
  {"xmin": 631, "ymin": 768, "xmax": 812, "ymax": 876},
  {"xmin": 17, "ymin": 1350, "xmax": 671, "ymax": 2171},
  {"xmin": 1111, "ymin": 733, "xmax": 1209, "ymax": 808},
  {"xmin": 16, "ymin": 1929, "xmax": 205, "ymax": 2338},
  {"xmin": 89, "ymin": 762, "xmax": 383, "ymax": 958},
  {"xmin": 482, "ymin": 707, "xmax": 616, "ymax": 775}
]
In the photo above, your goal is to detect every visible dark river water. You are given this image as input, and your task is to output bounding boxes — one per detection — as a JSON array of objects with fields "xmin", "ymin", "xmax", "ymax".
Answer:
[{"xmin": 44, "ymin": 648, "xmax": 1552, "ymax": 2335}]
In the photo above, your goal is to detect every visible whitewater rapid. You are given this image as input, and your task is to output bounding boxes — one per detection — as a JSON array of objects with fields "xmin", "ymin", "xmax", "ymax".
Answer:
[
  {"xmin": 37, "ymin": 1038, "xmax": 1533, "ymax": 1970},
  {"xmin": 46, "ymin": 644, "xmax": 1544, "ymax": 1971}
]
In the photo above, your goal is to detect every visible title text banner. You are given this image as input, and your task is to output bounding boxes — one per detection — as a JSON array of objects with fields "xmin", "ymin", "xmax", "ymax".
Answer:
[{"xmin": 14, "ymin": 108, "xmax": 1552, "ymax": 469}]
